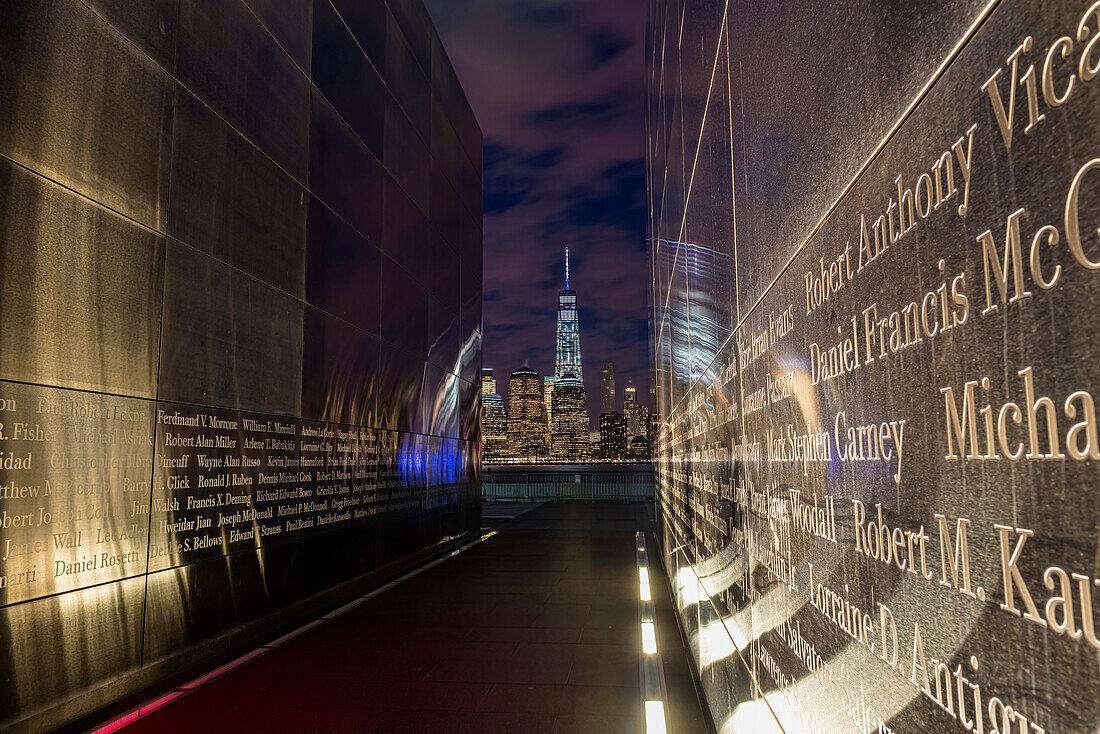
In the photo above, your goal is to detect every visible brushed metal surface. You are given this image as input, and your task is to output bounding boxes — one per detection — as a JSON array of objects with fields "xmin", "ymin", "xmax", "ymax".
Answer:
[
  {"xmin": 0, "ymin": 381, "xmax": 154, "ymax": 608},
  {"xmin": 83, "ymin": 0, "xmax": 179, "ymax": 70},
  {"xmin": 385, "ymin": 95, "xmax": 434, "ymax": 214},
  {"xmin": 376, "ymin": 341, "xmax": 426, "ymax": 433},
  {"xmin": 309, "ymin": 90, "xmax": 386, "ymax": 246},
  {"xmin": 385, "ymin": 8, "xmax": 432, "ymax": 144},
  {"xmin": 0, "ymin": 577, "xmax": 147, "ymax": 731},
  {"xmin": 425, "ymin": 230, "xmax": 462, "ymax": 313},
  {"xmin": 387, "ymin": 0, "xmax": 434, "ymax": 78},
  {"xmin": 244, "ymin": 0, "xmax": 313, "ymax": 71},
  {"xmin": 330, "ymin": 0, "xmax": 388, "ymax": 71},
  {"xmin": 460, "ymin": 260, "xmax": 483, "ymax": 332},
  {"xmin": 648, "ymin": 0, "xmax": 1100, "ymax": 732},
  {"xmin": 430, "ymin": 168, "xmax": 469, "ymax": 259},
  {"xmin": 382, "ymin": 166, "xmax": 435, "ymax": 282},
  {"xmin": 178, "ymin": 0, "xmax": 310, "ymax": 181},
  {"xmin": 301, "ymin": 305, "xmax": 381, "ymax": 424},
  {"xmin": 0, "ymin": 158, "xmax": 166, "ymax": 398},
  {"xmin": 158, "ymin": 241, "xmax": 305, "ymax": 416},
  {"xmin": 431, "ymin": 99, "xmax": 484, "ymax": 222},
  {"xmin": 168, "ymin": 85, "xmax": 309, "ymax": 298},
  {"xmin": 381, "ymin": 254, "xmax": 431, "ymax": 360},
  {"xmin": 305, "ymin": 196, "xmax": 382, "ymax": 336},
  {"xmin": 731, "ymin": 0, "xmax": 989, "ymax": 317},
  {"xmin": 430, "ymin": 31, "xmax": 482, "ymax": 172},
  {"xmin": 312, "ymin": 0, "xmax": 386, "ymax": 159},
  {"xmin": 427, "ymin": 295, "xmax": 463, "ymax": 377},
  {"xmin": 0, "ymin": 0, "xmax": 174, "ymax": 230},
  {"xmin": 0, "ymin": 0, "xmax": 482, "ymax": 730},
  {"xmin": 421, "ymin": 363, "xmax": 460, "ymax": 439}
]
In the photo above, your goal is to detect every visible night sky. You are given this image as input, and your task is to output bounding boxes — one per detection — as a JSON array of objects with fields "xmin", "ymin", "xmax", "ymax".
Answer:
[{"xmin": 422, "ymin": 0, "xmax": 649, "ymax": 422}]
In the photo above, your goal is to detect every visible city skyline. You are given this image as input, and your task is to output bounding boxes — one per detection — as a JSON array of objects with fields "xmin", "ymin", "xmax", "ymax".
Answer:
[
  {"xmin": 3, "ymin": 0, "xmax": 1093, "ymax": 731},
  {"xmin": 480, "ymin": 247, "xmax": 649, "ymax": 462},
  {"xmin": 486, "ymin": 247, "xmax": 649, "ymax": 431},
  {"xmin": 422, "ymin": 0, "xmax": 649, "ymax": 425}
]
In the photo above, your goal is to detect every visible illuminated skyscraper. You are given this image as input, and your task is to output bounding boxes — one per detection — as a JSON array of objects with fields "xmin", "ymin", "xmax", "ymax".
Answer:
[
  {"xmin": 599, "ymin": 412, "xmax": 627, "ymax": 460},
  {"xmin": 624, "ymin": 381, "xmax": 647, "ymax": 444},
  {"xmin": 555, "ymin": 247, "xmax": 584, "ymax": 379},
  {"xmin": 481, "ymin": 393, "xmax": 509, "ymax": 461},
  {"xmin": 600, "ymin": 362, "xmax": 615, "ymax": 413},
  {"xmin": 551, "ymin": 248, "xmax": 589, "ymax": 453},
  {"xmin": 550, "ymin": 373, "xmax": 589, "ymax": 460},
  {"xmin": 507, "ymin": 365, "xmax": 548, "ymax": 459},
  {"xmin": 542, "ymin": 375, "xmax": 555, "ymax": 447},
  {"xmin": 480, "ymin": 368, "xmax": 507, "ymax": 461}
]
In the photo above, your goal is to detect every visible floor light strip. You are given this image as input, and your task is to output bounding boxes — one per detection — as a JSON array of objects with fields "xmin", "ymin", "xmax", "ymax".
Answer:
[
  {"xmin": 646, "ymin": 700, "xmax": 669, "ymax": 734},
  {"xmin": 641, "ymin": 622, "xmax": 657, "ymax": 654},
  {"xmin": 636, "ymin": 531, "xmax": 669, "ymax": 733}
]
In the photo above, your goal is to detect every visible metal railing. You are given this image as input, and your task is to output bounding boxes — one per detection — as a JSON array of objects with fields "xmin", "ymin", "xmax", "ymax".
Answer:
[{"xmin": 482, "ymin": 463, "xmax": 654, "ymax": 502}]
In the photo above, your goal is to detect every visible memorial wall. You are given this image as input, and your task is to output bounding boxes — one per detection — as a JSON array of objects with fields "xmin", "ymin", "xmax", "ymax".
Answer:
[
  {"xmin": 0, "ymin": 0, "xmax": 482, "ymax": 730},
  {"xmin": 646, "ymin": 0, "xmax": 1100, "ymax": 732}
]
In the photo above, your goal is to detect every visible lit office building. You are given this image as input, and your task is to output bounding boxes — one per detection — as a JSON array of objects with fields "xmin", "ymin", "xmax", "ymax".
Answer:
[
  {"xmin": 481, "ymin": 368, "xmax": 496, "ymax": 395},
  {"xmin": 550, "ymin": 372, "xmax": 589, "ymax": 461},
  {"xmin": 542, "ymin": 374, "xmax": 556, "ymax": 448},
  {"xmin": 554, "ymin": 247, "xmax": 584, "ymax": 380},
  {"xmin": 481, "ymin": 392, "xmax": 509, "ymax": 461},
  {"xmin": 598, "ymin": 412, "xmax": 627, "ymax": 460},
  {"xmin": 507, "ymin": 365, "xmax": 548, "ymax": 459},
  {"xmin": 624, "ymin": 382, "xmax": 648, "ymax": 446},
  {"xmin": 600, "ymin": 362, "xmax": 615, "ymax": 413},
  {"xmin": 550, "ymin": 247, "xmax": 589, "ymax": 453}
]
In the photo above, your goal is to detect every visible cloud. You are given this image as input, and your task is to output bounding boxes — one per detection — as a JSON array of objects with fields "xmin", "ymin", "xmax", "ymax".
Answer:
[
  {"xmin": 526, "ymin": 99, "xmax": 620, "ymax": 126},
  {"xmin": 482, "ymin": 142, "xmax": 511, "ymax": 172},
  {"xmin": 584, "ymin": 27, "xmax": 629, "ymax": 69},
  {"xmin": 423, "ymin": 0, "xmax": 650, "ymax": 420},
  {"xmin": 564, "ymin": 158, "xmax": 645, "ymax": 231},
  {"xmin": 521, "ymin": 146, "xmax": 567, "ymax": 169}
]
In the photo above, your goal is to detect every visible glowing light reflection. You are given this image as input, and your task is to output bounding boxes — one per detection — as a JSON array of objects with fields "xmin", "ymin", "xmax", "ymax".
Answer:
[
  {"xmin": 645, "ymin": 700, "xmax": 668, "ymax": 734},
  {"xmin": 642, "ymin": 621, "xmax": 657, "ymax": 653},
  {"xmin": 694, "ymin": 618, "xmax": 738, "ymax": 668}
]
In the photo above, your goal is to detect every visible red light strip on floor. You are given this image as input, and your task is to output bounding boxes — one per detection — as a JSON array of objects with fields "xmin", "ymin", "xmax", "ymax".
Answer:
[
  {"xmin": 90, "ymin": 691, "xmax": 186, "ymax": 734},
  {"xmin": 85, "ymin": 531, "xmax": 497, "ymax": 734}
]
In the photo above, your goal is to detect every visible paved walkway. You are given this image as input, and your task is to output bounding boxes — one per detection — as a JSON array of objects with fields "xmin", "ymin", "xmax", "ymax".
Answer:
[{"xmin": 122, "ymin": 503, "xmax": 707, "ymax": 733}]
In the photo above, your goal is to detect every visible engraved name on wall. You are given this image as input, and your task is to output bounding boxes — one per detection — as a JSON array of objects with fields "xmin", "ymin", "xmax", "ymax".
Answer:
[
  {"xmin": 0, "ymin": 383, "xmax": 459, "ymax": 605},
  {"xmin": 655, "ymin": 1, "xmax": 1100, "ymax": 732}
]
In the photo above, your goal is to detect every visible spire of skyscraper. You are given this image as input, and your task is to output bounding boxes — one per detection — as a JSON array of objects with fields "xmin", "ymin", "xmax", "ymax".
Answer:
[
  {"xmin": 550, "ymin": 246, "xmax": 589, "ymax": 458},
  {"xmin": 554, "ymin": 247, "xmax": 583, "ymax": 380}
]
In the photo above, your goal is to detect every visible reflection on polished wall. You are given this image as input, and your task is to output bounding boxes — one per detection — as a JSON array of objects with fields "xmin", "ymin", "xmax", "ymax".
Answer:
[
  {"xmin": 647, "ymin": 0, "xmax": 1100, "ymax": 732},
  {"xmin": 0, "ymin": 0, "xmax": 482, "ymax": 730}
]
